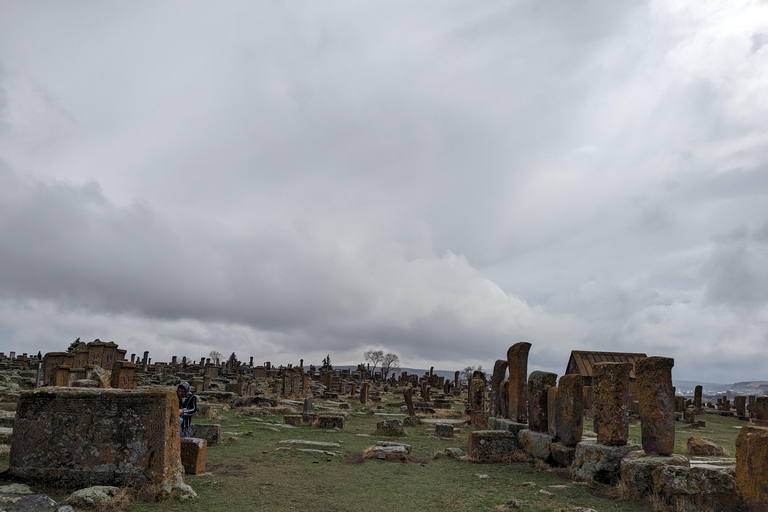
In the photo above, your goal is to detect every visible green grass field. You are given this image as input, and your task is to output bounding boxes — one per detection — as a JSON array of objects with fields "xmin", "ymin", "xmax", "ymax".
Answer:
[{"xmin": 0, "ymin": 398, "xmax": 748, "ymax": 511}]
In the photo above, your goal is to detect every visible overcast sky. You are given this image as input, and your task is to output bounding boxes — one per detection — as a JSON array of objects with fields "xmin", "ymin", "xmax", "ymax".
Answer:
[{"xmin": 0, "ymin": 1, "xmax": 767, "ymax": 383}]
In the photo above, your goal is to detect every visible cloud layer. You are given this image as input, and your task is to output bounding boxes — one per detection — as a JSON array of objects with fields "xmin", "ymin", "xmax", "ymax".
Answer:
[{"xmin": 0, "ymin": 0, "xmax": 767, "ymax": 382}]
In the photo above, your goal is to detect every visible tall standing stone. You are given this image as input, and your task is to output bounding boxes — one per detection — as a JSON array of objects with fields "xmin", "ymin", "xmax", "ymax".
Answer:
[
  {"xmin": 303, "ymin": 394, "xmax": 313, "ymax": 414},
  {"xmin": 489, "ymin": 359, "xmax": 508, "ymax": 418},
  {"xmin": 694, "ymin": 385, "xmax": 702, "ymax": 410},
  {"xmin": 403, "ymin": 387, "xmax": 415, "ymax": 416},
  {"xmin": 527, "ymin": 371, "xmax": 557, "ymax": 432},
  {"xmin": 547, "ymin": 386, "xmax": 558, "ymax": 437},
  {"xmin": 592, "ymin": 362, "xmax": 631, "ymax": 446},
  {"xmin": 636, "ymin": 356, "xmax": 675, "ymax": 456},
  {"xmin": 500, "ymin": 379, "xmax": 510, "ymax": 419},
  {"xmin": 361, "ymin": 382, "xmax": 370, "ymax": 405},
  {"xmin": 454, "ymin": 371, "xmax": 460, "ymax": 389},
  {"xmin": 553, "ymin": 374, "xmax": 583, "ymax": 447},
  {"xmin": 734, "ymin": 396, "xmax": 747, "ymax": 419},
  {"xmin": 507, "ymin": 342, "xmax": 532, "ymax": 423},
  {"xmin": 736, "ymin": 425, "xmax": 768, "ymax": 508}
]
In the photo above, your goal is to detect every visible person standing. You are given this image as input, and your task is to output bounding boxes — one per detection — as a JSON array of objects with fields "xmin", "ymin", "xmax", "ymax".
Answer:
[{"xmin": 177, "ymin": 381, "xmax": 197, "ymax": 438}]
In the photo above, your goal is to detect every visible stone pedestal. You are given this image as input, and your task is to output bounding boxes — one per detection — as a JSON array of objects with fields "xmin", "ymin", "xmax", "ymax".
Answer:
[
  {"xmin": 571, "ymin": 441, "xmax": 641, "ymax": 484},
  {"xmin": 190, "ymin": 423, "xmax": 222, "ymax": 446},
  {"xmin": 549, "ymin": 441, "xmax": 577, "ymax": 467},
  {"xmin": 467, "ymin": 430, "xmax": 518, "ymax": 463},
  {"xmin": 518, "ymin": 429, "xmax": 553, "ymax": 462},
  {"xmin": 636, "ymin": 356, "xmax": 675, "ymax": 455},
  {"xmin": 652, "ymin": 465, "xmax": 738, "ymax": 512},
  {"xmin": 620, "ymin": 451, "xmax": 690, "ymax": 497}
]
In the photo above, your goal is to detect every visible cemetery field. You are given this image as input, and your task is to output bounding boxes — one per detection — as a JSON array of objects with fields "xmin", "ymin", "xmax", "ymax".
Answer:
[{"xmin": 0, "ymin": 400, "xmax": 747, "ymax": 512}]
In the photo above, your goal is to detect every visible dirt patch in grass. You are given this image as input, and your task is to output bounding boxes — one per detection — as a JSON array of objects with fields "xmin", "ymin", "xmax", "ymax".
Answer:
[{"xmin": 344, "ymin": 453, "xmax": 364, "ymax": 466}]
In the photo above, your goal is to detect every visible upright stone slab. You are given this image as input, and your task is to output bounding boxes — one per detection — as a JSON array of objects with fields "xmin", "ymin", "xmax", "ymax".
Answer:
[
  {"xmin": 736, "ymin": 425, "xmax": 768, "ymax": 509},
  {"xmin": 506, "ymin": 342, "xmax": 531, "ymax": 423},
  {"xmin": 489, "ymin": 359, "xmax": 508, "ymax": 418},
  {"xmin": 360, "ymin": 382, "xmax": 370, "ymax": 405},
  {"xmin": 500, "ymin": 379, "xmax": 509, "ymax": 419},
  {"xmin": 592, "ymin": 362, "xmax": 631, "ymax": 446},
  {"xmin": 636, "ymin": 356, "xmax": 675, "ymax": 456},
  {"xmin": 554, "ymin": 375, "xmax": 583, "ymax": 447},
  {"xmin": 303, "ymin": 394, "xmax": 313, "ymax": 414},
  {"xmin": 527, "ymin": 371, "xmax": 556, "ymax": 432},
  {"xmin": 180, "ymin": 437, "xmax": 207, "ymax": 475},
  {"xmin": 403, "ymin": 387, "xmax": 415, "ymax": 417},
  {"xmin": 547, "ymin": 386, "xmax": 558, "ymax": 437},
  {"xmin": 9, "ymin": 388, "xmax": 185, "ymax": 488},
  {"xmin": 734, "ymin": 396, "xmax": 747, "ymax": 419},
  {"xmin": 694, "ymin": 385, "xmax": 702, "ymax": 410}
]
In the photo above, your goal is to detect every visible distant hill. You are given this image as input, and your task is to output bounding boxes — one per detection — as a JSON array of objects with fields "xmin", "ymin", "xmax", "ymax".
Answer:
[{"xmin": 672, "ymin": 380, "xmax": 730, "ymax": 393}]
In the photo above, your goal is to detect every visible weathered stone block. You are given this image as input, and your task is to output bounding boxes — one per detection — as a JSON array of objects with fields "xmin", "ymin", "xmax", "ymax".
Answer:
[
  {"xmin": 507, "ymin": 342, "xmax": 531, "ymax": 422},
  {"xmin": 652, "ymin": 465, "xmax": 738, "ymax": 512},
  {"xmin": 467, "ymin": 430, "xmax": 518, "ymax": 463},
  {"xmin": 571, "ymin": 441, "xmax": 641, "ymax": 484},
  {"xmin": 736, "ymin": 425, "xmax": 768, "ymax": 510},
  {"xmin": 190, "ymin": 423, "xmax": 222, "ymax": 447},
  {"xmin": 620, "ymin": 451, "xmax": 689, "ymax": 497},
  {"xmin": 316, "ymin": 414, "xmax": 344, "ymax": 429},
  {"xmin": 470, "ymin": 411, "xmax": 489, "ymax": 430},
  {"xmin": 487, "ymin": 418, "xmax": 527, "ymax": 436},
  {"xmin": 180, "ymin": 437, "xmax": 207, "ymax": 475},
  {"xmin": 376, "ymin": 419, "xmax": 405, "ymax": 436},
  {"xmin": 592, "ymin": 362, "xmax": 631, "ymax": 446},
  {"xmin": 553, "ymin": 375, "xmax": 583, "ymax": 447},
  {"xmin": 527, "ymin": 371, "xmax": 556, "ymax": 433},
  {"xmin": 9, "ymin": 388, "xmax": 185, "ymax": 489},
  {"xmin": 518, "ymin": 429, "xmax": 553, "ymax": 462},
  {"xmin": 434, "ymin": 423, "xmax": 455, "ymax": 437},
  {"xmin": 687, "ymin": 437, "xmax": 726, "ymax": 457},
  {"xmin": 283, "ymin": 414, "xmax": 304, "ymax": 426},
  {"xmin": 636, "ymin": 356, "xmax": 675, "ymax": 455},
  {"xmin": 549, "ymin": 441, "xmax": 576, "ymax": 467}
]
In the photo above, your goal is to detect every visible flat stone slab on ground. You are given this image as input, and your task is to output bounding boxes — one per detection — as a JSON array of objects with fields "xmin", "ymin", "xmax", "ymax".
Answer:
[
  {"xmin": 0, "ymin": 494, "xmax": 59, "ymax": 512},
  {"xmin": 279, "ymin": 440, "xmax": 341, "ymax": 448}
]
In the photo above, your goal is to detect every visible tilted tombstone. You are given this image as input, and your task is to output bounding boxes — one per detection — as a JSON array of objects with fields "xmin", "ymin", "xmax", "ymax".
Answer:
[{"xmin": 527, "ymin": 371, "xmax": 556, "ymax": 432}]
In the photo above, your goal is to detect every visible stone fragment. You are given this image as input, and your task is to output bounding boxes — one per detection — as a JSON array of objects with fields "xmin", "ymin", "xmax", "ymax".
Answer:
[
  {"xmin": 434, "ymin": 423, "xmax": 455, "ymax": 438},
  {"xmin": 527, "ymin": 371, "xmax": 556, "ymax": 433},
  {"xmin": 736, "ymin": 425, "xmax": 768, "ymax": 509},
  {"xmin": 553, "ymin": 375, "xmax": 583, "ymax": 447},
  {"xmin": 686, "ymin": 437, "xmax": 726, "ymax": 457},
  {"xmin": 592, "ymin": 362, "xmax": 631, "ymax": 446},
  {"xmin": 316, "ymin": 414, "xmax": 344, "ymax": 429},
  {"xmin": 636, "ymin": 356, "xmax": 675, "ymax": 455},
  {"xmin": 65, "ymin": 486, "xmax": 121, "ymax": 507},
  {"xmin": 0, "ymin": 483, "xmax": 33, "ymax": 495},
  {"xmin": 0, "ymin": 494, "xmax": 59, "ymax": 512},
  {"xmin": 571, "ymin": 441, "xmax": 641, "ymax": 484},
  {"xmin": 507, "ymin": 342, "xmax": 531, "ymax": 422},
  {"xmin": 180, "ymin": 438, "xmax": 207, "ymax": 475},
  {"xmin": 467, "ymin": 430, "xmax": 518, "ymax": 463},
  {"xmin": 487, "ymin": 418, "xmax": 527, "ymax": 436}
]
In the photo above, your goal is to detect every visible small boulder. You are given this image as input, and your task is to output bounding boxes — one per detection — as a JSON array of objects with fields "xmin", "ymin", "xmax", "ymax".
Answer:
[
  {"xmin": 686, "ymin": 437, "xmax": 727, "ymax": 457},
  {"xmin": 65, "ymin": 486, "xmax": 123, "ymax": 507}
]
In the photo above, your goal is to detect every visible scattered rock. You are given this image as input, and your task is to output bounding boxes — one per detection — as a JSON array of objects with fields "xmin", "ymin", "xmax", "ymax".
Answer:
[
  {"xmin": 0, "ymin": 494, "xmax": 59, "ymax": 512},
  {"xmin": 476, "ymin": 474, "xmax": 490, "ymax": 479},
  {"xmin": 65, "ymin": 486, "xmax": 122, "ymax": 507},
  {"xmin": 686, "ymin": 437, "xmax": 727, "ymax": 457},
  {"xmin": 0, "ymin": 483, "xmax": 33, "ymax": 495}
]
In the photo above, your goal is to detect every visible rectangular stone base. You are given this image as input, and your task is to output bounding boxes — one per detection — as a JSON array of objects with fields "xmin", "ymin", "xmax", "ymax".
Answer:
[
  {"xmin": 571, "ymin": 441, "xmax": 641, "ymax": 484},
  {"xmin": 190, "ymin": 424, "xmax": 222, "ymax": 447},
  {"xmin": 550, "ymin": 441, "xmax": 576, "ymax": 467},
  {"xmin": 468, "ymin": 430, "xmax": 518, "ymax": 462},
  {"xmin": 518, "ymin": 429, "xmax": 553, "ymax": 462},
  {"xmin": 180, "ymin": 438, "xmax": 207, "ymax": 475},
  {"xmin": 316, "ymin": 414, "xmax": 344, "ymax": 429},
  {"xmin": 487, "ymin": 418, "xmax": 527, "ymax": 436}
]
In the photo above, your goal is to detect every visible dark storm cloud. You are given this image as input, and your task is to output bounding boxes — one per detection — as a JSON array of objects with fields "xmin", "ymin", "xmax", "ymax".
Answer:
[{"xmin": 0, "ymin": 1, "xmax": 767, "ymax": 381}]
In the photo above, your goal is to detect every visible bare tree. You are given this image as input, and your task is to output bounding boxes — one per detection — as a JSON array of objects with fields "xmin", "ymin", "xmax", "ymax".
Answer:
[
  {"xmin": 364, "ymin": 349, "xmax": 384, "ymax": 375},
  {"xmin": 209, "ymin": 350, "xmax": 223, "ymax": 365},
  {"xmin": 381, "ymin": 353, "xmax": 400, "ymax": 379}
]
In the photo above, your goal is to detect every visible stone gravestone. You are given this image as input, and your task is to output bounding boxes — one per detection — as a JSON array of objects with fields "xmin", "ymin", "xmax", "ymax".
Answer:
[
  {"xmin": 592, "ymin": 362, "xmax": 631, "ymax": 446},
  {"xmin": 507, "ymin": 342, "xmax": 531, "ymax": 423},
  {"xmin": 694, "ymin": 385, "xmax": 702, "ymax": 410},
  {"xmin": 403, "ymin": 387, "xmax": 416, "ymax": 417},
  {"xmin": 636, "ymin": 356, "xmax": 675, "ymax": 455},
  {"xmin": 527, "ymin": 371, "xmax": 556, "ymax": 432},
  {"xmin": 553, "ymin": 374, "xmax": 583, "ymax": 447},
  {"xmin": 489, "ymin": 359, "xmax": 508, "ymax": 418}
]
